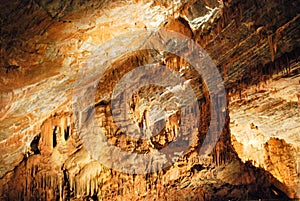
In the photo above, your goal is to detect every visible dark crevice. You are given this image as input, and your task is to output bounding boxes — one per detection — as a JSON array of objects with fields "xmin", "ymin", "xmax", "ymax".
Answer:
[
  {"xmin": 30, "ymin": 134, "xmax": 41, "ymax": 154},
  {"xmin": 64, "ymin": 126, "xmax": 70, "ymax": 141},
  {"xmin": 53, "ymin": 126, "xmax": 57, "ymax": 148},
  {"xmin": 190, "ymin": 164, "xmax": 204, "ymax": 173}
]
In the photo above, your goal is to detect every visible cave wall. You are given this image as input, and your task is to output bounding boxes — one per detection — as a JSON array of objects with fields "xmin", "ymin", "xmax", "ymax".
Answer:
[
  {"xmin": 230, "ymin": 56, "xmax": 300, "ymax": 197},
  {"xmin": 0, "ymin": 0, "xmax": 299, "ymax": 200}
]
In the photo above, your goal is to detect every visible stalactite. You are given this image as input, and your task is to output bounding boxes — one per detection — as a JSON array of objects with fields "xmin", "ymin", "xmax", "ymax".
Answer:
[
  {"xmin": 217, "ymin": 19, "xmax": 221, "ymax": 35},
  {"xmin": 222, "ymin": 65, "xmax": 227, "ymax": 78},
  {"xmin": 41, "ymin": 119, "xmax": 53, "ymax": 151},
  {"xmin": 221, "ymin": 5, "xmax": 227, "ymax": 28},
  {"xmin": 267, "ymin": 34, "xmax": 276, "ymax": 62},
  {"xmin": 233, "ymin": 6, "xmax": 241, "ymax": 28},
  {"xmin": 205, "ymin": 35, "xmax": 209, "ymax": 46},
  {"xmin": 284, "ymin": 53, "xmax": 290, "ymax": 75}
]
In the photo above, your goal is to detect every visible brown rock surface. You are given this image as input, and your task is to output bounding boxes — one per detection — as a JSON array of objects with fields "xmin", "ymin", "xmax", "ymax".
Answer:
[{"xmin": 0, "ymin": 0, "xmax": 299, "ymax": 200}]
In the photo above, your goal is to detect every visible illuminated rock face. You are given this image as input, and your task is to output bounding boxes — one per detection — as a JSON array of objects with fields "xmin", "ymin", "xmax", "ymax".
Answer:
[
  {"xmin": 230, "ymin": 63, "xmax": 300, "ymax": 197},
  {"xmin": 0, "ymin": 0, "xmax": 299, "ymax": 200}
]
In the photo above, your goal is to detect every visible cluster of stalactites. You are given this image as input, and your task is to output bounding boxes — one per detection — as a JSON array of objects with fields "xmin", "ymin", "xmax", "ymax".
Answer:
[{"xmin": 39, "ymin": 113, "xmax": 72, "ymax": 154}]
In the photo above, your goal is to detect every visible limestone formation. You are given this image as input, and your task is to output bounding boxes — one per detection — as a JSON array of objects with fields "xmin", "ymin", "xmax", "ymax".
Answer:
[{"xmin": 0, "ymin": 0, "xmax": 299, "ymax": 200}]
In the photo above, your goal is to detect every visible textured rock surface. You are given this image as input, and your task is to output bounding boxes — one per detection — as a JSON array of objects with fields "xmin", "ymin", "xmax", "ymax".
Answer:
[
  {"xmin": 0, "ymin": 0, "xmax": 299, "ymax": 200},
  {"xmin": 230, "ymin": 59, "xmax": 300, "ymax": 197}
]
